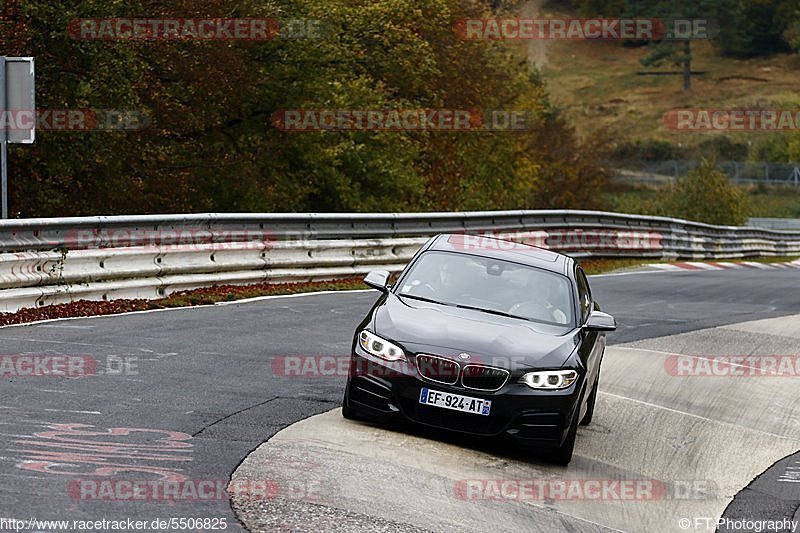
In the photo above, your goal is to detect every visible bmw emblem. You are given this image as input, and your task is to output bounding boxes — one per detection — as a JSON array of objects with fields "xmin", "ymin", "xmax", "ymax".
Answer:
[{"xmin": 458, "ymin": 353, "xmax": 471, "ymax": 361}]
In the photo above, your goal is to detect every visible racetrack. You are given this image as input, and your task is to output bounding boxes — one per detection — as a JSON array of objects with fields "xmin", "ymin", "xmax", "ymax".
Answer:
[{"xmin": 1, "ymin": 268, "xmax": 798, "ymax": 532}]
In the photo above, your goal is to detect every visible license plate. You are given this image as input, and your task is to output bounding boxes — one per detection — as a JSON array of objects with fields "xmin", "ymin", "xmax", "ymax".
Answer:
[{"xmin": 419, "ymin": 387, "xmax": 491, "ymax": 416}]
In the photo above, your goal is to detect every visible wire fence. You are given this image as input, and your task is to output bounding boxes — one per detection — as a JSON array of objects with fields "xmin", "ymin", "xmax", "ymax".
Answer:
[{"xmin": 610, "ymin": 161, "xmax": 800, "ymax": 187}]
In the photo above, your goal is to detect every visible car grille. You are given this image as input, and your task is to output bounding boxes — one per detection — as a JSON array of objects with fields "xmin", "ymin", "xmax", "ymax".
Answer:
[
  {"xmin": 415, "ymin": 354, "xmax": 459, "ymax": 385},
  {"xmin": 461, "ymin": 365, "xmax": 510, "ymax": 391}
]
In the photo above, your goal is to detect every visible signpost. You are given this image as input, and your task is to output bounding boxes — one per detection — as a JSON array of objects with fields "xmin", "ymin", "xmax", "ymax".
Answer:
[{"xmin": 1, "ymin": 57, "xmax": 35, "ymax": 218}]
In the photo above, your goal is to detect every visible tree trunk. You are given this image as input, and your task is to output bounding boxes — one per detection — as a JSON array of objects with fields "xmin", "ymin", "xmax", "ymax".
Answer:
[{"xmin": 683, "ymin": 40, "xmax": 692, "ymax": 93}]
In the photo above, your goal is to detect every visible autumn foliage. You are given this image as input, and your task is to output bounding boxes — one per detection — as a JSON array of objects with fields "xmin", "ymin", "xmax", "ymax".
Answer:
[{"xmin": 1, "ymin": 0, "xmax": 609, "ymax": 217}]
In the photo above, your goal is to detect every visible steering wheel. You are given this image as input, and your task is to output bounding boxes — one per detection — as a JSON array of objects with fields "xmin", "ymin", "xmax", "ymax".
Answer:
[
  {"xmin": 416, "ymin": 282, "xmax": 439, "ymax": 297},
  {"xmin": 509, "ymin": 301, "xmax": 553, "ymax": 321}
]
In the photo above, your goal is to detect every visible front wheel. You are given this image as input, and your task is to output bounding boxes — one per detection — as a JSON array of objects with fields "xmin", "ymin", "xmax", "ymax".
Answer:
[
  {"xmin": 341, "ymin": 380, "xmax": 360, "ymax": 420},
  {"xmin": 552, "ymin": 411, "xmax": 579, "ymax": 466},
  {"xmin": 580, "ymin": 373, "xmax": 599, "ymax": 426}
]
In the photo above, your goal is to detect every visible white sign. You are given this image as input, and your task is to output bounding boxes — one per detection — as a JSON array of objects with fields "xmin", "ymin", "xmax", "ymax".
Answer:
[
  {"xmin": 1, "ymin": 56, "xmax": 36, "ymax": 218},
  {"xmin": 3, "ymin": 57, "xmax": 36, "ymax": 144}
]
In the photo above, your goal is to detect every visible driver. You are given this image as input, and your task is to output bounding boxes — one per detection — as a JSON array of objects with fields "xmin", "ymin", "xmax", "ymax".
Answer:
[
  {"xmin": 542, "ymin": 281, "xmax": 568, "ymax": 324},
  {"xmin": 433, "ymin": 258, "xmax": 463, "ymax": 300},
  {"xmin": 511, "ymin": 273, "xmax": 568, "ymax": 324},
  {"xmin": 404, "ymin": 256, "xmax": 460, "ymax": 300},
  {"xmin": 439, "ymin": 260, "xmax": 456, "ymax": 289}
]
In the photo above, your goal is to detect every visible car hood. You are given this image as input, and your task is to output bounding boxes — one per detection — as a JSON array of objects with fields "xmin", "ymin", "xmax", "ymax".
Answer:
[{"xmin": 372, "ymin": 293, "xmax": 579, "ymax": 369}]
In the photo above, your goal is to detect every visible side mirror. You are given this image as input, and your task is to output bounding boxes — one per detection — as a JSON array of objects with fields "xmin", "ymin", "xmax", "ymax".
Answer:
[
  {"xmin": 584, "ymin": 311, "xmax": 616, "ymax": 332},
  {"xmin": 364, "ymin": 270, "xmax": 391, "ymax": 292}
]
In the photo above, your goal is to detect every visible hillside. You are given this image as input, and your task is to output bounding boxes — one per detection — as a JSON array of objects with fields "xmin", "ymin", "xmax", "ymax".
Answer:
[{"xmin": 533, "ymin": 1, "xmax": 800, "ymax": 148}]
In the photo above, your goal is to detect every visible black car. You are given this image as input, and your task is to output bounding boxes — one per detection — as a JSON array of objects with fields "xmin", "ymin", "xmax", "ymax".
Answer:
[{"xmin": 342, "ymin": 234, "xmax": 616, "ymax": 465}]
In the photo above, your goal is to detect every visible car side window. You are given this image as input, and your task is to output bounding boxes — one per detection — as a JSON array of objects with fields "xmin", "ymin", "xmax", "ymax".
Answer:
[{"xmin": 575, "ymin": 268, "xmax": 592, "ymax": 324}]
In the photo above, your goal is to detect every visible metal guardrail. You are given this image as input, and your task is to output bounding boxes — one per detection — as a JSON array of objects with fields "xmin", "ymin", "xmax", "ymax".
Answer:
[
  {"xmin": 0, "ymin": 210, "xmax": 798, "ymax": 313},
  {"xmin": 748, "ymin": 218, "xmax": 800, "ymax": 231}
]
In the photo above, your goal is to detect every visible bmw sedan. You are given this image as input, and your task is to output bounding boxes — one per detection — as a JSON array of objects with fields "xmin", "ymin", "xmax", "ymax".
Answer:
[{"xmin": 342, "ymin": 234, "xmax": 616, "ymax": 465}]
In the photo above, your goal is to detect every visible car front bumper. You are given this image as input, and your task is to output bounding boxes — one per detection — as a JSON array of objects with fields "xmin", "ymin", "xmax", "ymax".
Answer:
[{"xmin": 344, "ymin": 348, "xmax": 585, "ymax": 448}]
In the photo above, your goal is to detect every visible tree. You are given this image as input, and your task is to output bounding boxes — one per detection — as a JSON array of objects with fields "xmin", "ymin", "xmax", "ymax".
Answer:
[
  {"xmin": 659, "ymin": 160, "xmax": 750, "ymax": 225},
  {"xmin": 1, "ymin": 0, "xmax": 608, "ymax": 216},
  {"xmin": 568, "ymin": 0, "xmax": 626, "ymax": 17},
  {"xmin": 626, "ymin": 0, "xmax": 736, "ymax": 93},
  {"xmin": 785, "ymin": 13, "xmax": 800, "ymax": 52},
  {"xmin": 787, "ymin": 135, "xmax": 800, "ymax": 163},
  {"xmin": 573, "ymin": 0, "xmax": 799, "ymax": 58},
  {"xmin": 723, "ymin": 0, "xmax": 795, "ymax": 57}
]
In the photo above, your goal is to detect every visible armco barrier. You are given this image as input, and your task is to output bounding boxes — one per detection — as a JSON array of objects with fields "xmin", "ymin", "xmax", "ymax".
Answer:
[
  {"xmin": 0, "ymin": 211, "xmax": 797, "ymax": 313},
  {"xmin": 748, "ymin": 218, "xmax": 800, "ymax": 231}
]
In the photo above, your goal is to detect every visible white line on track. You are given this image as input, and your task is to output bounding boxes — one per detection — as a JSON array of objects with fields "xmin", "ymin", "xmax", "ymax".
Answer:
[
  {"xmin": 0, "ymin": 406, "xmax": 102, "ymax": 415},
  {"xmin": 598, "ymin": 391, "xmax": 792, "ymax": 440}
]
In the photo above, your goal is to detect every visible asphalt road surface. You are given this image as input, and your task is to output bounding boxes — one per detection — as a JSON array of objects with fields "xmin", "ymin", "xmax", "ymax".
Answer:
[{"xmin": 0, "ymin": 268, "xmax": 798, "ymax": 532}]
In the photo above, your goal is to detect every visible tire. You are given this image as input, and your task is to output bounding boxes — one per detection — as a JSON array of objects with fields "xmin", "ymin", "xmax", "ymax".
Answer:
[
  {"xmin": 580, "ymin": 373, "xmax": 599, "ymax": 426},
  {"xmin": 552, "ymin": 412, "xmax": 578, "ymax": 466},
  {"xmin": 341, "ymin": 380, "xmax": 360, "ymax": 420}
]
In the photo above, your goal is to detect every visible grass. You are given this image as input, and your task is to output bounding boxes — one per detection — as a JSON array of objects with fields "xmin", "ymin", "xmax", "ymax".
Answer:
[
  {"xmin": 0, "ymin": 278, "xmax": 369, "ymax": 327},
  {"xmin": 602, "ymin": 182, "xmax": 800, "ymax": 218},
  {"xmin": 156, "ymin": 278, "xmax": 368, "ymax": 307},
  {"xmin": 528, "ymin": 1, "xmax": 800, "ymax": 219},
  {"xmin": 747, "ymin": 186, "xmax": 800, "ymax": 218},
  {"xmin": 536, "ymin": 1, "xmax": 800, "ymax": 146},
  {"xmin": 579, "ymin": 258, "xmax": 656, "ymax": 274}
]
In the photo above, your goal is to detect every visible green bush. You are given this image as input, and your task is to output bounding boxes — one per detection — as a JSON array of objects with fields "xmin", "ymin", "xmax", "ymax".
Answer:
[
  {"xmin": 610, "ymin": 139, "xmax": 686, "ymax": 161},
  {"xmin": 788, "ymin": 134, "xmax": 800, "ymax": 162},
  {"xmin": 658, "ymin": 159, "xmax": 750, "ymax": 225},
  {"xmin": 611, "ymin": 137, "xmax": 750, "ymax": 162},
  {"xmin": 749, "ymin": 134, "xmax": 797, "ymax": 162},
  {"xmin": 696, "ymin": 137, "xmax": 750, "ymax": 161},
  {"xmin": 786, "ymin": 16, "xmax": 800, "ymax": 51}
]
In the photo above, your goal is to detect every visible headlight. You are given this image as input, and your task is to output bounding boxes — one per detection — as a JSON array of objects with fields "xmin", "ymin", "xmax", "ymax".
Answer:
[
  {"xmin": 359, "ymin": 330, "xmax": 405, "ymax": 362},
  {"xmin": 519, "ymin": 370, "xmax": 578, "ymax": 390}
]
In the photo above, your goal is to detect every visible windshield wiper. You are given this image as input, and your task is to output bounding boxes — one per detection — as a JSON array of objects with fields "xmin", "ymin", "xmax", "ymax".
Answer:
[
  {"xmin": 398, "ymin": 293, "xmax": 451, "ymax": 306},
  {"xmin": 453, "ymin": 303, "xmax": 530, "ymax": 321},
  {"xmin": 400, "ymin": 295, "xmax": 532, "ymax": 322}
]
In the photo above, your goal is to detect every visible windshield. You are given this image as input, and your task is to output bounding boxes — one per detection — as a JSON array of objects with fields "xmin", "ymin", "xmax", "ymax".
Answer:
[{"xmin": 396, "ymin": 251, "xmax": 574, "ymax": 326}]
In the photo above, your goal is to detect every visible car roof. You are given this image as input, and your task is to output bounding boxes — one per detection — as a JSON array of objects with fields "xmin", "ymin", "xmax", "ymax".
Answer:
[{"xmin": 425, "ymin": 234, "xmax": 573, "ymax": 276}]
